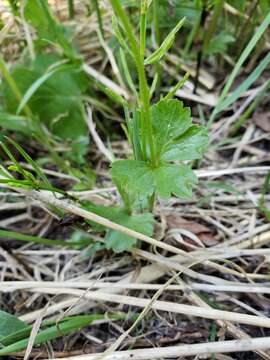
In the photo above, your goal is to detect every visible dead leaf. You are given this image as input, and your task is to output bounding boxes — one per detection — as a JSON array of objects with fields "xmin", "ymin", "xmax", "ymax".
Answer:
[
  {"xmin": 253, "ymin": 112, "xmax": 270, "ymax": 132},
  {"xmin": 166, "ymin": 214, "xmax": 218, "ymax": 246},
  {"xmin": 167, "ymin": 214, "xmax": 209, "ymax": 234}
]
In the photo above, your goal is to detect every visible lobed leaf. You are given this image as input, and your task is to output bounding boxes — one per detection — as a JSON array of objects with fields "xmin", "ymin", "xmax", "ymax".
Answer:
[
  {"xmin": 161, "ymin": 125, "xmax": 209, "ymax": 161},
  {"xmin": 112, "ymin": 159, "xmax": 198, "ymax": 201},
  {"xmin": 151, "ymin": 99, "xmax": 192, "ymax": 158},
  {"xmin": 151, "ymin": 99, "xmax": 208, "ymax": 161}
]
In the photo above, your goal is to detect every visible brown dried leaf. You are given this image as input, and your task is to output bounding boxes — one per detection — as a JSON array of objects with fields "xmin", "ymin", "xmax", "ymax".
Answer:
[
  {"xmin": 166, "ymin": 214, "xmax": 210, "ymax": 234},
  {"xmin": 253, "ymin": 112, "xmax": 270, "ymax": 132},
  {"xmin": 166, "ymin": 214, "xmax": 218, "ymax": 246}
]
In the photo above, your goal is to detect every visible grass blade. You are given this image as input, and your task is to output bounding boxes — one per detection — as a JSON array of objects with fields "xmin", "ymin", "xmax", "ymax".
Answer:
[
  {"xmin": 210, "ymin": 11, "xmax": 270, "ymax": 123},
  {"xmin": 0, "ymin": 314, "xmax": 113, "ymax": 356},
  {"xmin": 0, "ymin": 229, "xmax": 75, "ymax": 248},
  {"xmin": 217, "ymin": 52, "xmax": 270, "ymax": 112}
]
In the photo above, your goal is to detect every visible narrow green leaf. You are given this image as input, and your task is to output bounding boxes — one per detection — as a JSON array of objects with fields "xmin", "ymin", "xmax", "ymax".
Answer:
[
  {"xmin": 0, "ymin": 229, "xmax": 75, "ymax": 248},
  {"xmin": 6, "ymin": 137, "xmax": 51, "ymax": 188},
  {"xmin": 217, "ymin": 52, "xmax": 270, "ymax": 113},
  {"xmin": 144, "ymin": 17, "xmax": 185, "ymax": 65},
  {"xmin": 0, "ymin": 111, "xmax": 32, "ymax": 134},
  {"xmin": 164, "ymin": 72, "xmax": 190, "ymax": 101},
  {"xmin": 0, "ymin": 314, "xmax": 118, "ymax": 356},
  {"xmin": 211, "ymin": 11, "xmax": 270, "ymax": 122}
]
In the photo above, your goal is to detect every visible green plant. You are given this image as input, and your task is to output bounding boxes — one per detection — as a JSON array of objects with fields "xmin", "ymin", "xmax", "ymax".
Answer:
[{"xmin": 105, "ymin": 0, "xmax": 208, "ymax": 249}]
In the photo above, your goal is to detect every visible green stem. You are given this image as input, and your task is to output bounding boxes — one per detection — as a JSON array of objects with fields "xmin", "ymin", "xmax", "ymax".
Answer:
[
  {"xmin": 140, "ymin": 0, "xmax": 147, "ymax": 59},
  {"xmin": 92, "ymin": 0, "xmax": 104, "ymax": 38},
  {"xmin": 152, "ymin": 0, "xmax": 161, "ymax": 97},
  {"xmin": 109, "ymin": 0, "xmax": 156, "ymax": 165},
  {"xmin": 68, "ymin": 0, "xmax": 75, "ymax": 19},
  {"xmin": 202, "ymin": 0, "xmax": 224, "ymax": 53},
  {"xmin": 229, "ymin": 80, "xmax": 270, "ymax": 136},
  {"xmin": 183, "ymin": 0, "xmax": 202, "ymax": 55},
  {"xmin": 0, "ymin": 229, "xmax": 75, "ymax": 248}
]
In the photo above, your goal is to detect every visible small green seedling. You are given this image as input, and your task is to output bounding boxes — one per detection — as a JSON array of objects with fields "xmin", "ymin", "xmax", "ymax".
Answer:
[{"xmin": 106, "ymin": 0, "xmax": 208, "ymax": 250}]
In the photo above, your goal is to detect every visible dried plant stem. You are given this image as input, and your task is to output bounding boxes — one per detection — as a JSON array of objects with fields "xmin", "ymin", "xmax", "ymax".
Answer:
[
  {"xmin": 48, "ymin": 336, "xmax": 270, "ymax": 360},
  {"xmin": 3, "ymin": 281, "xmax": 270, "ymax": 294},
  {"xmin": 31, "ymin": 288, "xmax": 270, "ymax": 329},
  {"xmin": 21, "ymin": 189, "xmax": 186, "ymax": 256}
]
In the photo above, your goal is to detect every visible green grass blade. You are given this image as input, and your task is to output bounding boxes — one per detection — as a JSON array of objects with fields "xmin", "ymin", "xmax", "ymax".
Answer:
[
  {"xmin": 6, "ymin": 137, "xmax": 51, "ymax": 188},
  {"xmin": 0, "ymin": 229, "xmax": 75, "ymax": 248},
  {"xmin": 0, "ymin": 326, "xmax": 32, "ymax": 346},
  {"xmin": 210, "ymin": 11, "xmax": 270, "ymax": 123},
  {"xmin": 0, "ymin": 314, "xmax": 125, "ymax": 355},
  {"xmin": 217, "ymin": 52, "xmax": 270, "ymax": 112},
  {"xmin": 220, "ymin": 11, "xmax": 270, "ymax": 100},
  {"xmin": 0, "ymin": 315, "xmax": 109, "ymax": 356}
]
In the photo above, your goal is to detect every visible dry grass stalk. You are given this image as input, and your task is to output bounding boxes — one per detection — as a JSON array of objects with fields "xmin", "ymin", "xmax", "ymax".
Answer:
[
  {"xmin": 47, "ymin": 336, "xmax": 270, "ymax": 360},
  {"xmin": 29, "ymin": 287, "xmax": 270, "ymax": 329}
]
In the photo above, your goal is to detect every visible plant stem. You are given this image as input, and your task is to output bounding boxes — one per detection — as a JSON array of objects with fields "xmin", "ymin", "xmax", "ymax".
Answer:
[
  {"xmin": 140, "ymin": 1, "xmax": 147, "ymax": 59},
  {"xmin": 109, "ymin": 0, "xmax": 156, "ymax": 165},
  {"xmin": 183, "ymin": 0, "xmax": 202, "ymax": 56},
  {"xmin": 152, "ymin": 0, "xmax": 161, "ymax": 97},
  {"xmin": 68, "ymin": 0, "xmax": 75, "ymax": 19},
  {"xmin": 202, "ymin": 0, "xmax": 224, "ymax": 53},
  {"xmin": 92, "ymin": 0, "xmax": 104, "ymax": 38},
  {"xmin": 195, "ymin": 0, "xmax": 223, "ymax": 93},
  {"xmin": 0, "ymin": 229, "xmax": 75, "ymax": 248}
]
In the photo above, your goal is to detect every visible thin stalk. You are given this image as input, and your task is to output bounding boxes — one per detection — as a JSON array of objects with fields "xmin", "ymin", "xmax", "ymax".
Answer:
[
  {"xmin": 109, "ymin": 0, "xmax": 156, "ymax": 165},
  {"xmin": 92, "ymin": 0, "xmax": 104, "ymax": 38},
  {"xmin": 195, "ymin": 0, "xmax": 223, "ymax": 92},
  {"xmin": 236, "ymin": 0, "xmax": 259, "ymax": 57},
  {"xmin": 148, "ymin": 192, "xmax": 156, "ymax": 212},
  {"xmin": 202, "ymin": 0, "xmax": 224, "ymax": 53},
  {"xmin": 183, "ymin": 0, "xmax": 202, "ymax": 55},
  {"xmin": 0, "ymin": 229, "xmax": 75, "ymax": 248},
  {"xmin": 152, "ymin": 0, "xmax": 161, "ymax": 97},
  {"xmin": 229, "ymin": 80, "xmax": 270, "ymax": 136},
  {"xmin": 140, "ymin": 1, "xmax": 147, "ymax": 59},
  {"xmin": 68, "ymin": 0, "xmax": 75, "ymax": 19}
]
